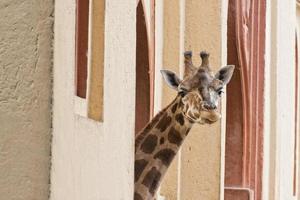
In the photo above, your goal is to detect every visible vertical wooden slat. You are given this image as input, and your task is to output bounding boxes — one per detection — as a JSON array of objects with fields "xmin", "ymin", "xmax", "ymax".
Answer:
[
  {"xmin": 87, "ymin": 0, "xmax": 105, "ymax": 121},
  {"xmin": 75, "ymin": 0, "xmax": 89, "ymax": 98}
]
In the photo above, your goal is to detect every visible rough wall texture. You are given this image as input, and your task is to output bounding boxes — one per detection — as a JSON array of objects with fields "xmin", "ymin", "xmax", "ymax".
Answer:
[
  {"xmin": 180, "ymin": 0, "xmax": 225, "ymax": 199},
  {"xmin": 0, "ymin": 0, "xmax": 53, "ymax": 199},
  {"xmin": 159, "ymin": 0, "xmax": 226, "ymax": 199},
  {"xmin": 160, "ymin": 0, "xmax": 181, "ymax": 199}
]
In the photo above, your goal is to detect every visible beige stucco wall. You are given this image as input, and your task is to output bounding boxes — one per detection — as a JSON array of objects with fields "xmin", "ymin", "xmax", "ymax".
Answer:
[
  {"xmin": 159, "ymin": 1, "xmax": 182, "ymax": 199},
  {"xmin": 159, "ymin": 0, "xmax": 227, "ymax": 199},
  {"xmin": 180, "ymin": 0, "xmax": 227, "ymax": 199},
  {"xmin": 0, "ymin": 0, "xmax": 53, "ymax": 199},
  {"xmin": 51, "ymin": 0, "xmax": 136, "ymax": 199}
]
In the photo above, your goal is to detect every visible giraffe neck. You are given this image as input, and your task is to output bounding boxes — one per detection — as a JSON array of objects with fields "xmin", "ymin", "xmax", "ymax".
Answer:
[{"xmin": 134, "ymin": 95, "xmax": 194, "ymax": 200}]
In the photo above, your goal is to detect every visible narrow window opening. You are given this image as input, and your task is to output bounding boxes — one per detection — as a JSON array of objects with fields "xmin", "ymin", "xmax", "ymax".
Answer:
[
  {"xmin": 225, "ymin": 0, "xmax": 244, "ymax": 186},
  {"xmin": 135, "ymin": 0, "xmax": 152, "ymax": 134},
  {"xmin": 75, "ymin": 0, "xmax": 104, "ymax": 121},
  {"xmin": 75, "ymin": 0, "xmax": 90, "ymax": 98}
]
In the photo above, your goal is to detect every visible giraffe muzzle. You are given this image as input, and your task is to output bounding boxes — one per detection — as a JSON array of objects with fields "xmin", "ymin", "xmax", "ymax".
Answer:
[
  {"xmin": 203, "ymin": 102, "xmax": 217, "ymax": 110},
  {"xmin": 199, "ymin": 109, "xmax": 221, "ymax": 124}
]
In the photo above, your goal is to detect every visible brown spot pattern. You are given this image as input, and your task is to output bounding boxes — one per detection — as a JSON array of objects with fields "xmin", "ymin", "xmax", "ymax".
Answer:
[
  {"xmin": 168, "ymin": 127, "xmax": 183, "ymax": 146},
  {"xmin": 175, "ymin": 113, "xmax": 185, "ymax": 126},
  {"xmin": 154, "ymin": 149, "xmax": 176, "ymax": 166},
  {"xmin": 160, "ymin": 137, "xmax": 165, "ymax": 145},
  {"xmin": 135, "ymin": 159, "xmax": 148, "ymax": 182},
  {"xmin": 142, "ymin": 167, "xmax": 162, "ymax": 195},
  {"xmin": 134, "ymin": 192, "xmax": 143, "ymax": 200},
  {"xmin": 141, "ymin": 134, "xmax": 158, "ymax": 154},
  {"xmin": 155, "ymin": 114, "xmax": 172, "ymax": 132},
  {"xmin": 171, "ymin": 103, "xmax": 178, "ymax": 113},
  {"xmin": 135, "ymin": 107, "xmax": 167, "ymax": 151}
]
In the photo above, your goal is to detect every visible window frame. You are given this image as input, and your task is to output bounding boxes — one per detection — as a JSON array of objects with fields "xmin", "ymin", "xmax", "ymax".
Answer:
[{"xmin": 74, "ymin": 0, "xmax": 105, "ymax": 122}]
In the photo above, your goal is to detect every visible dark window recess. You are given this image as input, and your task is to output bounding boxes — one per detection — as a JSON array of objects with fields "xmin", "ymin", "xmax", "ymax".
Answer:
[
  {"xmin": 135, "ymin": 0, "xmax": 151, "ymax": 134},
  {"xmin": 75, "ymin": 0, "xmax": 90, "ymax": 98}
]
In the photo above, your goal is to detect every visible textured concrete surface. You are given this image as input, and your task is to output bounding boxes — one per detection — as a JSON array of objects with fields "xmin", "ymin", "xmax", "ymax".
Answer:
[
  {"xmin": 160, "ymin": 0, "xmax": 181, "ymax": 199},
  {"xmin": 180, "ymin": 0, "xmax": 226, "ymax": 199},
  {"xmin": 0, "ymin": 0, "xmax": 53, "ymax": 200},
  {"xmin": 51, "ymin": 0, "xmax": 136, "ymax": 199},
  {"xmin": 159, "ymin": 0, "xmax": 226, "ymax": 199}
]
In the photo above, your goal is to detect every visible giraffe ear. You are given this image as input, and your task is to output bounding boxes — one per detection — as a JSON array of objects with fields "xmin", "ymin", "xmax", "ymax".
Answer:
[
  {"xmin": 215, "ymin": 65, "xmax": 235, "ymax": 85},
  {"xmin": 161, "ymin": 69, "xmax": 182, "ymax": 91}
]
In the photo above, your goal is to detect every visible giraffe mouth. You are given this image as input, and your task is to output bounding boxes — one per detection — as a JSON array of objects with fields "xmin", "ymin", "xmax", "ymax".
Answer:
[
  {"xmin": 201, "ymin": 118, "xmax": 217, "ymax": 124},
  {"xmin": 199, "ymin": 110, "xmax": 221, "ymax": 124}
]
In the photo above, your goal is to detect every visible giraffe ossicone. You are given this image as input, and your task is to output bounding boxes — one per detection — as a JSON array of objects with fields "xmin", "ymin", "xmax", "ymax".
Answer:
[{"xmin": 134, "ymin": 51, "xmax": 235, "ymax": 200}]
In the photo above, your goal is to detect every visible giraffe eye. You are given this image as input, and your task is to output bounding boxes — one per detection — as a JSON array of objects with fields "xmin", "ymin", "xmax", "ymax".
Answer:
[
  {"xmin": 179, "ymin": 91, "xmax": 187, "ymax": 97},
  {"xmin": 217, "ymin": 90, "xmax": 224, "ymax": 96}
]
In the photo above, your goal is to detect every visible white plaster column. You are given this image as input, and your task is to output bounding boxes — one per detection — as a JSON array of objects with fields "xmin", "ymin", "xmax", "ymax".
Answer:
[
  {"xmin": 51, "ymin": 0, "xmax": 136, "ymax": 199},
  {"xmin": 264, "ymin": 0, "xmax": 296, "ymax": 199}
]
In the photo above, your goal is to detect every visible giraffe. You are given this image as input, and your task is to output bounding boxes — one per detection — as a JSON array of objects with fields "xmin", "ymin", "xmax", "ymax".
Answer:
[{"xmin": 134, "ymin": 51, "xmax": 235, "ymax": 200}]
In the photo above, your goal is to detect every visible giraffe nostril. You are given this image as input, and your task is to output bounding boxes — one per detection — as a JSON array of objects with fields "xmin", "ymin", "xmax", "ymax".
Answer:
[
  {"xmin": 203, "ymin": 104, "xmax": 210, "ymax": 110},
  {"xmin": 204, "ymin": 103, "xmax": 216, "ymax": 110}
]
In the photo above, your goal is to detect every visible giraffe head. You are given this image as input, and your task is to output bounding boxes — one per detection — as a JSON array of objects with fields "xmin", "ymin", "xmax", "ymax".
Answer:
[{"xmin": 161, "ymin": 51, "xmax": 234, "ymax": 124}]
